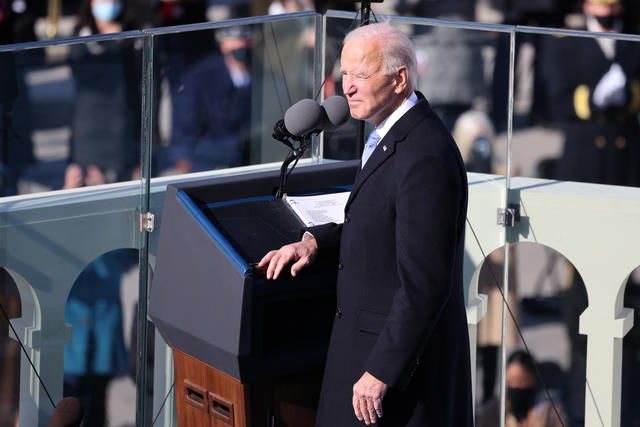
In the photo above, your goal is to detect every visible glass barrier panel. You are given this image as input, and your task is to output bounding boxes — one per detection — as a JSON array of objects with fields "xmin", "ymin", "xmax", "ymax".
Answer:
[
  {"xmin": 0, "ymin": 35, "xmax": 145, "ymax": 196},
  {"xmin": 0, "ymin": 185, "xmax": 143, "ymax": 427},
  {"xmin": 508, "ymin": 28, "xmax": 640, "ymax": 427},
  {"xmin": 149, "ymin": 14, "xmax": 320, "ymax": 178},
  {"xmin": 512, "ymin": 30, "xmax": 640, "ymax": 186},
  {"xmin": 0, "ymin": 33, "xmax": 145, "ymax": 426}
]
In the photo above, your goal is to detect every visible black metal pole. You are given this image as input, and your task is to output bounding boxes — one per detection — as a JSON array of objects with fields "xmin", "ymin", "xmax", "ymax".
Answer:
[
  {"xmin": 361, "ymin": 0, "xmax": 373, "ymax": 25},
  {"xmin": 356, "ymin": 0, "xmax": 374, "ymax": 156}
]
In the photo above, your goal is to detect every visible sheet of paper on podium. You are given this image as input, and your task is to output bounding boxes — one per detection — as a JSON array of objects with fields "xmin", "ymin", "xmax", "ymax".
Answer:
[{"xmin": 284, "ymin": 191, "xmax": 350, "ymax": 226}]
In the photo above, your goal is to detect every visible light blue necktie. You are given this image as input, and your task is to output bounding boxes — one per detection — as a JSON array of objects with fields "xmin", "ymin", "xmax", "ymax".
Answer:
[{"xmin": 361, "ymin": 130, "xmax": 380, "ymax": 168}]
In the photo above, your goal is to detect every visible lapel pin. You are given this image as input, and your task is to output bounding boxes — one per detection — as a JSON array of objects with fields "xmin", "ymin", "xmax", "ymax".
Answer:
[{"xmin": 383, "ymin": 145, "xmax": 387, "ymax": 152}]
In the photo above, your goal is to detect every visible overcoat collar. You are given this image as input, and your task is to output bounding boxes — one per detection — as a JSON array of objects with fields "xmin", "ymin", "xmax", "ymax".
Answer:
[{"xmin": 345, "ymin": 92, "xmax": 432, "ymax": 211}]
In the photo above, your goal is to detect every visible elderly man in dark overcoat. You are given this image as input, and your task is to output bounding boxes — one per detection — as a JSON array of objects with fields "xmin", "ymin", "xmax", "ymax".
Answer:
[{"xmin": 259, "ymin": 22, "xmax": 473, "ymax": 426}]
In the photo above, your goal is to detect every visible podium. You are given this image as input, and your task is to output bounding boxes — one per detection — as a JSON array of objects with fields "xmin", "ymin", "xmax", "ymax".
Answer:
[{"xmin": 149, "ymin": 161, "xmax": 358, "ymax": 426}]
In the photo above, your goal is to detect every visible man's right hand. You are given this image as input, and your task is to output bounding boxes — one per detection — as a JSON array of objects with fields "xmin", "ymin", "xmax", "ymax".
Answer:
[{"xmin": 257, "ymin": 236, "xmax": 318, "ymax": 280}]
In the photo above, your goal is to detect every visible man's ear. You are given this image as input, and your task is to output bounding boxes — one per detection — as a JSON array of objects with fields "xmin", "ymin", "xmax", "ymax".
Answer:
[{"xmin": 394, "ymin": 66, "xmax": 409, "ymax": 94}]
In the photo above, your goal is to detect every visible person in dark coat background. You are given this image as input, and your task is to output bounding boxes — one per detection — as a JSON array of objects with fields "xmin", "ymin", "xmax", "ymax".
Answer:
[
  {"xmin": 540, "ymin": 0, "xmax": 640, "ymax": 187},
  {"xmin": 539, "ymin": 1, "xmax": 640, "ymax": 425},
  {"xmin": 259, "ymin": 23, "xmax": 472, "ymax": 426},
  {"xmin": 167, "ymin": 26, "xmax": 253, "ymax": 173}
]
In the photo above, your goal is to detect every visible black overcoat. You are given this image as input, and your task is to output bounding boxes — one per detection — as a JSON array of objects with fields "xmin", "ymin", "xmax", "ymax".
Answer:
[{"xmin": 311, "ymin": 93, "xmax": 473, "ymax": 426}]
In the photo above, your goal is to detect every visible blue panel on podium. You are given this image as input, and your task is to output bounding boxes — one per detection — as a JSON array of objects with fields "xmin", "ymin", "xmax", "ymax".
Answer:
[{"xmin": 149, "ymin": 161, "xmax": 358, "ymax": 381}]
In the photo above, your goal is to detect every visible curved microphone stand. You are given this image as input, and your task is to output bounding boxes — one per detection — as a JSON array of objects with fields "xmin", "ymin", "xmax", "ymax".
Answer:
[{"xmin": 274, "ymin": 131, "xmax": 313, "ymax": 199}]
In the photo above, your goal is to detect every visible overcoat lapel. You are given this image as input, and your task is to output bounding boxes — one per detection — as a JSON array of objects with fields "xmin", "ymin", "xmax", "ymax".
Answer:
[
  {"xmin": 345, "ymin": 137, "xmax": 396, "ymax": 209},
  {"xmin": 345, "ymin": 95, "xmax": 431, "ymax": 211}
]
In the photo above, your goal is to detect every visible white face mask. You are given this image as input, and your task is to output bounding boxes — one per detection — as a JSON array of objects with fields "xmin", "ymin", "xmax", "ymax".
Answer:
[{"xmin": 92, "ymin": 1, "xmax": 123, "ymax": 22}]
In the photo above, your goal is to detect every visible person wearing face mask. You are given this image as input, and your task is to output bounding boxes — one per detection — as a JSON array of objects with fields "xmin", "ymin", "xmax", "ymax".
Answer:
[
  {"xmin": 166, "ymin": 26, "xmax": 254, "ymax": 174},
  {"xmin": 477, "ymin": 350, "xmax": 567, "ymax": 427},
  {"xmin": 539, "ymin": 0, "xmax": 640, "ymax": 188},
  {"xmin": 62, "ymin": 1, "xmax": 144, "ymax": 425},
  {"xmin": 76, "ymin": 0, "xmax": 129, "ymax": 36},
  {"xmin": 68, "ymin": 0, "xmax": 142, "ymax": 184}
]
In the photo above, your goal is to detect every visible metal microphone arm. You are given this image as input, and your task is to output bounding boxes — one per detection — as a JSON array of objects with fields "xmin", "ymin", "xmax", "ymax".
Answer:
[
  {"xmin": 272, "ymin": 119, "xmax": 295, "ymax": 150},
  {"xmin": 275, "ymin": 134, "xmax": 312, "ymax": 199}
]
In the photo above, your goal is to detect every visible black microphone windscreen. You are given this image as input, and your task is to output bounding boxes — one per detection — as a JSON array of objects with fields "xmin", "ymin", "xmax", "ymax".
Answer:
[
  {"xmin": 321, "ymin": 96, "xmax": 350, "ymax": 131},
  {"xmin": 284, "ymin": 99, "xmax": 324, "ymax": 136},
  {"xmin": 47, "ymin": 397, "xmax": 84, "ymax": 427}
]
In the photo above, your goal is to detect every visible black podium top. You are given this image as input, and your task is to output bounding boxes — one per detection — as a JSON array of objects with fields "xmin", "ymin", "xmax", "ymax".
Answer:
[{"xmin": 149, "ymin": 161, "xmax": 358, "ymax": 380}]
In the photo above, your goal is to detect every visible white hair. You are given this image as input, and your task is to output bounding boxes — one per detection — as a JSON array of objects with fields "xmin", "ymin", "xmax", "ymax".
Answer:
[
  {"xmin": 344, "ymin": 22, "xmax": 417, "ymax": 90},
  {"xmin": 452, "ymin": 109, "xmax": 494, "ymax": 164}
]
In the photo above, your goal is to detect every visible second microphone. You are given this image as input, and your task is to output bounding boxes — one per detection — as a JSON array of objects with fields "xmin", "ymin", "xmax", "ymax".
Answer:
[{"xmin": 273, "ymin": 96, "xmax": 350, "ymax": 142}]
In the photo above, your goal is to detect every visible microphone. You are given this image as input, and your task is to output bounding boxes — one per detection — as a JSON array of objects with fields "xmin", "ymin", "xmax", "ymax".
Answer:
[
  {"xmin": 273, "ymin": 99, "xmax": 324, "ymax": 143},
  {"xmin": 284, "ymin": 98, "xmax": 325, "ymax": 136},
  {"xmin": 272, "ymin": 96, "xmax": 349, "ymax": 143},
  {"xmin": 271, "ymin": 96, "xmax": 349, "ymax": 199},
  {"xmin": 320, "ymin": 95, "xmax": 350, "ymax": 131}
]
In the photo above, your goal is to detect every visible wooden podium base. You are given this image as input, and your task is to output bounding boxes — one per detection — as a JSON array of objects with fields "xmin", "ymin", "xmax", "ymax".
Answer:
[{"xmin": 172, "ymin": 348, "xmax": 322, "ymax": 427}]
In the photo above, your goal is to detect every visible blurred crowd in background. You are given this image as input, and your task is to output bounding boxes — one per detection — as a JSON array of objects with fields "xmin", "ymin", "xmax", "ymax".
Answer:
[
  {"xmin": 0, "ymin": 0, "xmax": 640, "ymax": 426},
  {"xmin": 1, "ymin": 0, "xmax": 639, "ymax": 186},
  {"xmin": 3, "ymin": 0, "xmax": 640, "ymax": 41},
  {"xmin": 1, "ymin": 0, "xmax": 640, "ymax": 188}
]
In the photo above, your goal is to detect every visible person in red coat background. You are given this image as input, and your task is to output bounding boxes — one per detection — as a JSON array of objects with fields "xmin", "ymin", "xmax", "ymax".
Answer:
[{"xmin": 259, "ymin": 22, "xmax": 472, "ymax": 426}]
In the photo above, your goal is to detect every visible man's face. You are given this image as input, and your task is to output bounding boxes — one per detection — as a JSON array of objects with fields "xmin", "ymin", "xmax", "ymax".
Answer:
[
  {"xmin": 340, "ymin": 40, "xmax": 406, "ymax": 126},
  {"xmin": 583, "ymin": 1, "xmax": 623, "ymax": 18}
]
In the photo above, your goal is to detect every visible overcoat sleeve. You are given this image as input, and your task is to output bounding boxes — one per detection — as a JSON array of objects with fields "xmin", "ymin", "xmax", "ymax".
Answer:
[
  {"xmin": 305, "ymin": 222, "xmax": 343, "ymax": 252},
  {"xmin": 363, "ymin": 152, "xmax": 464, "ymax": 389}
]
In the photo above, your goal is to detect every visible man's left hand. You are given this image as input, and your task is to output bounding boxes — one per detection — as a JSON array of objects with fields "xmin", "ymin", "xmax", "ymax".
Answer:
[{"xmin": 352, "ymin": 371, "xmax": 387, "ymax": 425}]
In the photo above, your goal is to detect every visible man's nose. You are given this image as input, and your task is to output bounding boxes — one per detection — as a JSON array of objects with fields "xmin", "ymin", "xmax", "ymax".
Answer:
[{"xmin": 343, "ymin": 78, "xmax": 355, "ymax": 95}]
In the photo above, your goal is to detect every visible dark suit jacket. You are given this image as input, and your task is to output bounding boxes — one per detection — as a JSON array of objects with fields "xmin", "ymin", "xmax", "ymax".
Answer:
[{"xmin": 311, "ymin": 93, "xmax": 472, "ymax": 426}]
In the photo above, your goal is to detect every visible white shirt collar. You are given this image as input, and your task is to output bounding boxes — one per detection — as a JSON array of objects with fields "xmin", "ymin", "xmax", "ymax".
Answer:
[
  {"xmin": 586, "ymin": 16, "xmax": 621, "ymax": 61},
  {"xmin": 229, "ymin": 68, "xmax": 251, "ymax": 88},
  {"xmin": 373, "ymin": 91, "xmax": 419, "ymax": 143}
]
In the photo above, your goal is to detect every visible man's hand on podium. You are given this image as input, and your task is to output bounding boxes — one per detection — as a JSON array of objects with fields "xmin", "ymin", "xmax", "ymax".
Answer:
[{"xmin": 257, "ymin": 234, "xmax": 318, "ymax": 279}]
